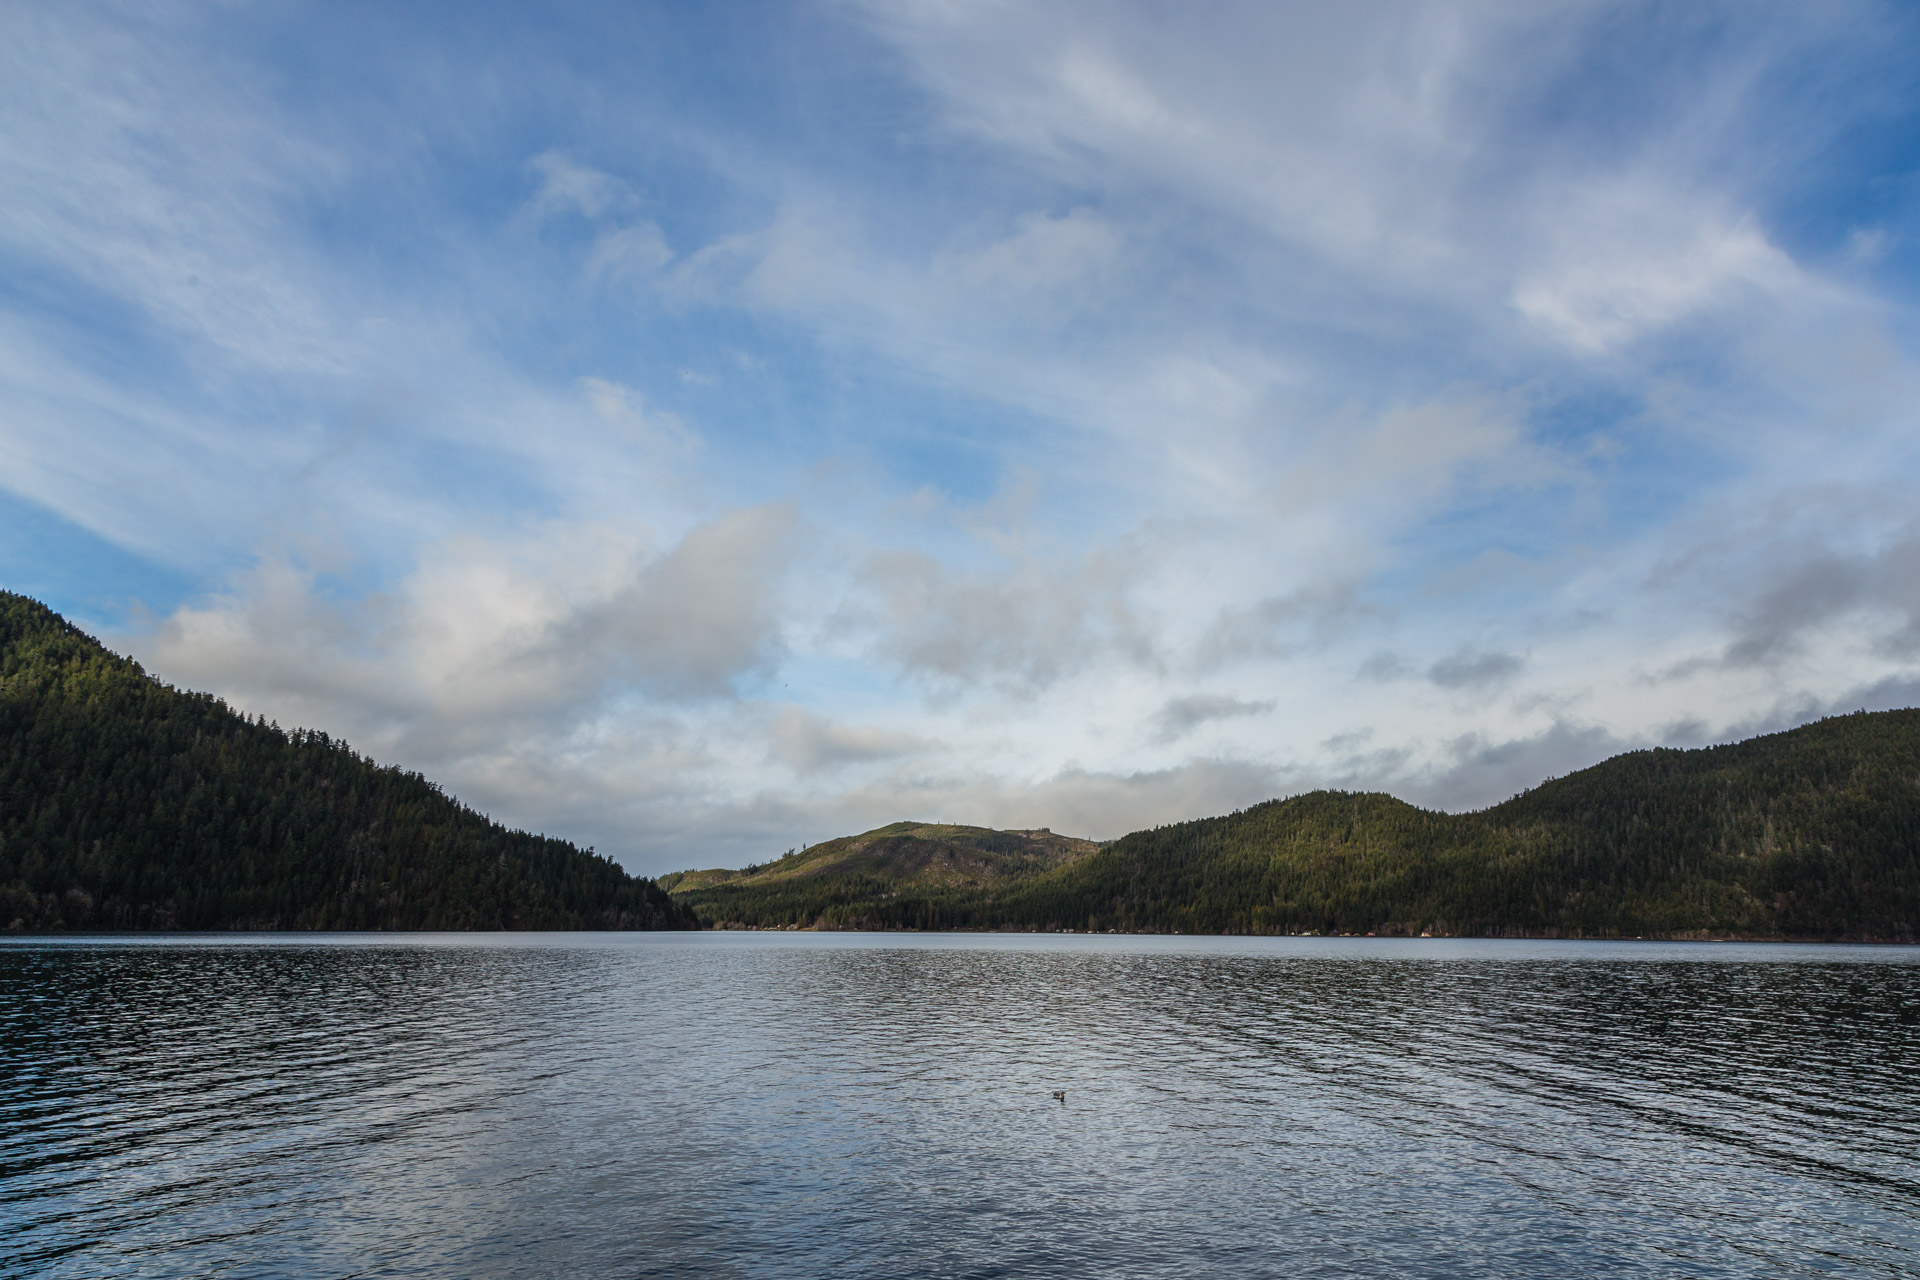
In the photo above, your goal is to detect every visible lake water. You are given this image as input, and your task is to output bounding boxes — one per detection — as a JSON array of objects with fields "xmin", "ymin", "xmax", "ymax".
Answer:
[{"xmin": 3, "ymin": 934, "xmax": 1918, "ymax": 1278}]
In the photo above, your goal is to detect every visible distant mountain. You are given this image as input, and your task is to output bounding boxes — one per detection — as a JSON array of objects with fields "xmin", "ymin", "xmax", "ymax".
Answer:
[
  {"xmin": 661, "ymin": 822, "xmax": 1098, "ymax": 929},
  {"xmin": 669, "ymin": 712, "xmax": 1920, "ymax": 940},
  {"xmin": 0, "ymin": 592, "xmax": 695, "ymax": 932}
]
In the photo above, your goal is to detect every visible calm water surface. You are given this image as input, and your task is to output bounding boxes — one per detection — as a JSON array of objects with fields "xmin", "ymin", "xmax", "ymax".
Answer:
[{"xmin": 3, "ymin": 933, "xmax": 1917, "ymax": 1278}]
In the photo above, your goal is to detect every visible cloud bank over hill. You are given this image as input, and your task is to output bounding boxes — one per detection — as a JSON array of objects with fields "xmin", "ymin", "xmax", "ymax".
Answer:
[{"xmin": 4, "ymin": 1, "xmax": 1918, "ymax": 871}]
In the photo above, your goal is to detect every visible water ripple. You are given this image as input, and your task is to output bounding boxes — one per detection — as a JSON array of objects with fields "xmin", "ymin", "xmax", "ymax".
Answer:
[{"xmin": 3, "ymin": 935, "xmax": 1917, "ymax": 1278}]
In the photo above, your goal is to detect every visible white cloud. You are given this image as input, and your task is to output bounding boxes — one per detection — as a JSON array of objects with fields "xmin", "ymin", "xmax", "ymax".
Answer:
[
  {"xmin": 1198, "ymin": 585, "xmax": 1384, "ymax": 668},
  {"xmin": 844, "ymin": 0, "xmax": 1509, "ymax": 282},
  {"xmin": 932, "ymin": 207, "xmax": 1123, "ymax": 311},
  {"xmin": 766, "ymin": 707, "xmax": 932, "ymax": 775},
  {"xmin": 526, "ymin": 151, "xmax": 634, "ymax": 222},
  {"xmin": 14, "ymin": 0, "xmax": 1920, "ymax": 877},
  {"xmin": 1511, "ymin": 194, "xmax": 1799, "ymax": 351},
  {"xmin": 581, "ymin": 377, "xmax": 698, "ymax": 452},
  {"xmin": 587, "ymin": 221, "xmax": 675, "ymax": 281},
  {"xmin": 856, "ymin": 542, "xmax": 1159, "ymax": 692},
  {"xmin": 0, "ymin": 8, "xmax": 353, "ymax": 377},
  {"xmin": 141, "ymin": 504, "xmax": 799, "ymax": 757}
]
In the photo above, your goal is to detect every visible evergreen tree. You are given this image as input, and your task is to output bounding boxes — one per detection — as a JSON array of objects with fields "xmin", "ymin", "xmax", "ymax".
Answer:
[
  {"xmin": 672, "ymin": 713, "xmax": 1920, "ymax": 940},
  {"xmin": 0, "ymin": 593, "xmax": 697, "ymax": 932}
]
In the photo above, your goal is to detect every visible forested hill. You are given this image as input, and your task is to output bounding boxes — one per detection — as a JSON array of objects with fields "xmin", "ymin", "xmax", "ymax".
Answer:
[
  {"xmin": 662, "ymin": 821, "xmax": 1099, "ymax": 926},
  {"xmin": 672, "ymin": 711, "xmax": 1920, "ymax": 940},
  {"xmin": 0, "ymin": 593, "xmax": 695, "ymax": 932}
]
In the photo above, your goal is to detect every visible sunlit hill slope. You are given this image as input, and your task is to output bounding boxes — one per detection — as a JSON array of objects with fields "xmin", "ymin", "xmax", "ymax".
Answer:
[{"xmin": 670, "ymin": 712, "xmax": 1920, "ymax": 941}]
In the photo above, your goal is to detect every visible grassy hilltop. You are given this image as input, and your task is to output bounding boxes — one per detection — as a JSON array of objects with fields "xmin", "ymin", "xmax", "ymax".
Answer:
[
  {"xmin": 0, "ymin": 592, "xmax": 695, "ymax": 932},
  {"xmin": 662, "ymin": 822, "xmax": 1099, "ymax": 930},
  {"xmin": 670, "ymin": 711, "xmax": 1920, "ymax": 940}
]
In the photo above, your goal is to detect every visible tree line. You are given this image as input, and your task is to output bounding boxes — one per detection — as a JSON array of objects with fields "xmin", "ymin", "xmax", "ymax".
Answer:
[{"xmin": 676, "ymin": 711, "xmax": 1920, "ymax": 940}]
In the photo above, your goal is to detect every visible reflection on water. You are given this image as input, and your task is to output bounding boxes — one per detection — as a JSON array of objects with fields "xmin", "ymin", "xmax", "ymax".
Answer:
[{"xmin": 4, "ymin": 934, "xmax": 1918, "ymax": 1278}]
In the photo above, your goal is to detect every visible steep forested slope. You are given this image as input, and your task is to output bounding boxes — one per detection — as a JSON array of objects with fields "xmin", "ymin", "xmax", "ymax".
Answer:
[
  {"xmin": 0, "ymin": 593, "xmax": 694, "ymax": 931},
  {"xmin": 674, "ymin": 712, "xmax": 1920, "ymax": 940}
]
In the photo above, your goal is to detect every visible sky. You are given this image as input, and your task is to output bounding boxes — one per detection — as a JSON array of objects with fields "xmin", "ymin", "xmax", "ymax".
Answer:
[{"xmin": 6, "ymin": 0, "xmax": 1920, "ymax": 874}]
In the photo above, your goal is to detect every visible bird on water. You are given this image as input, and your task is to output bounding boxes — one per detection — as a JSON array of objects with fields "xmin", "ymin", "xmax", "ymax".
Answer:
[{"xmin": 1051, "ymin": 1090, "xmax": 1066, "ymax": 1103}]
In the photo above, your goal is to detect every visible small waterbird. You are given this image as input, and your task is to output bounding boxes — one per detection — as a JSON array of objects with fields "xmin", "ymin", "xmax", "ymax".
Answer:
[{"xmin": 1051, "ymin": 1090, "xmax": 1066, "ymax": 1104}]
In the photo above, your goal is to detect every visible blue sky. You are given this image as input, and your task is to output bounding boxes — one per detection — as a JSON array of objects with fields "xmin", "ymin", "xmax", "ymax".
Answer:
[{"xmin": 7, "ymin": 0, "xmax": 1920, "ymax": 873}]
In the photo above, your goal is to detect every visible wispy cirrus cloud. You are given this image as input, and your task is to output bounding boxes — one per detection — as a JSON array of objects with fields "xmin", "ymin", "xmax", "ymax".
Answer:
[{"xmin": 3, "ymin": 1, "xmax": 1917, "ymax": 872}]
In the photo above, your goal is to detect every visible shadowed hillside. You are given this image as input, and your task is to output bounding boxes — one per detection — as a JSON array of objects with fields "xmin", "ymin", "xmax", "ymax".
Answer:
[
  {"xmin": 671, "ymin": 712, "xmax": 1920, "ymax": 940},
  {"xmin": 0, "ymin": 592, "xmax": 696, "ymax": 932}
]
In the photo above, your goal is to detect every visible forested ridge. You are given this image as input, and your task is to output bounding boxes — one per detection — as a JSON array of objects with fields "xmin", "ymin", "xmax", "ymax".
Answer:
[
  {"xmin": 13, "ymin": 580, "xmax": 1913, "ymax": 940},
  {"xmin": 0, "ymin": 592, "xmax": 694, "ymax": 931},
  {"xmin": 673, "ymin": 711, "xmax": 1920, "ymax": 940}
]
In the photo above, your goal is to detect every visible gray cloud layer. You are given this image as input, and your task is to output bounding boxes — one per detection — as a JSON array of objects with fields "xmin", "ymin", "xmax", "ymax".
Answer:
[
  {"xmin": 1428, "ymin": 646, "xmax": 1527, "ymax": 691},
  {"xmin": 1152, "ymin": 694, "xmax": 1277, "ymax": 743}
]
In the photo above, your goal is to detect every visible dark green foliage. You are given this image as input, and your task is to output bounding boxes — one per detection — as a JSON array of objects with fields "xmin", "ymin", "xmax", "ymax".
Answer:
[
  {"xmin": 674, "ymin": 712, "xmax": 1920, "ymax": 940},
  {"xmin": 0, "ymin": 593, "xmax": 696, "ymax": 932}
]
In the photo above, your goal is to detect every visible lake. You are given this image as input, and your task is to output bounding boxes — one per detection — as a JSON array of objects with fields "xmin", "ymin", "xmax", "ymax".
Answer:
[{"xmin": 3, "ymin": 933, "xmax": 1917, "ymax": 1278}]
